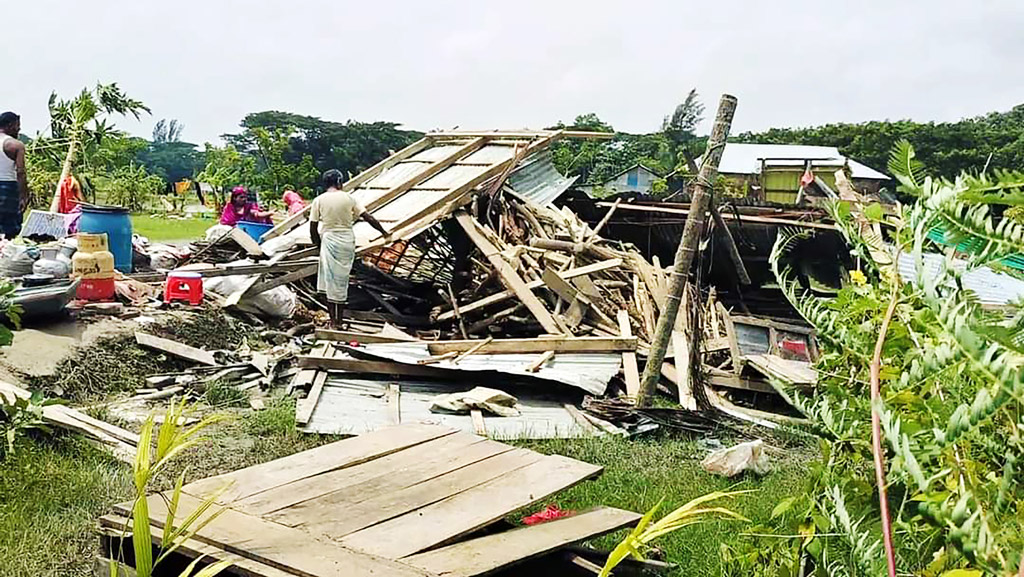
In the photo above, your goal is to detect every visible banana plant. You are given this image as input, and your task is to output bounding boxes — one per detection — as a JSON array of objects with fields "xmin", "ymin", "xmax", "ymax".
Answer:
[
  {"xmin": 600, "ymin": 490, "xmax": 750, "ymax": 576},
  {"xmin": 109, "ymin": 399, "xmax": 233, "ymax": 577}
]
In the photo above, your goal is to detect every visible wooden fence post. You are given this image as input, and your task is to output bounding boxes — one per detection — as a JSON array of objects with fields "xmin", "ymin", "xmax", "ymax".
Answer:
[{"xmin": 636, "ymin": 94, "xmax": 738, "ymax": 407}]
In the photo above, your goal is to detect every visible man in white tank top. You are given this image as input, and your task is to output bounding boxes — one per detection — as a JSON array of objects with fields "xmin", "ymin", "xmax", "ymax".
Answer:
[{"xmin": 0, "ymin": 112, "xmax": 29, "ymax": 239}]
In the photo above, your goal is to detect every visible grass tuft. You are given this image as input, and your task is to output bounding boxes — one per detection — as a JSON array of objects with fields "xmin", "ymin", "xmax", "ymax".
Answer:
[
  {"xmin": 203, "ymin": 381, "xmax": 248, "ymax": 408},
  {"xmin": 244, "ymin": 396, "xmax": 298, "ymax": 437}
]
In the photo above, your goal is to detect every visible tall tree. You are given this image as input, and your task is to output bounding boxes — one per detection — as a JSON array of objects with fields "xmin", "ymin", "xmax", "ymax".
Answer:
[
  {"xmin": 662, "ymin": 88, "xmax": 705, "ymax": 173},
  {"xmin": 151, "ymin": 118, "xmax": 184, "ymax": 143}
]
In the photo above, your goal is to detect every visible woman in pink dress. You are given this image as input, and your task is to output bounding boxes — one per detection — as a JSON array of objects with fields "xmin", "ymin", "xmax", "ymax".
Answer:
[
  {"xmin": 220, "ymin": 187, "xmax": 273, "ymax": 226},
  {"xmin": 282, "ymin": 189, "xmax": 307, "ymax": 215}
]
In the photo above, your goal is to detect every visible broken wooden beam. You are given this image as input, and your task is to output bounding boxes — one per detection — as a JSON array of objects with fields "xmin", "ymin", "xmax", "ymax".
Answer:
[
  {"xmin": 616, "ymin": 310, "xmax": 641, "ymax": 400},
  {"xmin": 434, "ymin": 258, "xmax": 623, "ymax": 322},
  {"xmin": 455, "ymin": 212, "xmax": 563, "ymax": 334},
  {"xmin": 425, "ymin": 336, "xmax": 636, "ymax": 355},
  {"xmin": 710, "ymin": 204, "xmax": 751, "ymax": 285},
  {"xmin": 134, "ymin": 332, "xmax": 219, "ymax": 366},
  {"xmin": 315, "ymin": 329, "xmax": 417, "ymax": 344}
]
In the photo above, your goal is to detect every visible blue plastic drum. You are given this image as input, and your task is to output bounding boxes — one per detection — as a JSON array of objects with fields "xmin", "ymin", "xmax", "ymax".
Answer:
[{"xmin": 79, "ymin": 205, "xmax": 133, "ymax": 273}]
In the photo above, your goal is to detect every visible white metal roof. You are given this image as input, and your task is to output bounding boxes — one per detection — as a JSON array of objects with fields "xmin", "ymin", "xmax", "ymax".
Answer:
[{"xmin": 716, "ymin": 143, "xmax": 889, "ymax": 181}]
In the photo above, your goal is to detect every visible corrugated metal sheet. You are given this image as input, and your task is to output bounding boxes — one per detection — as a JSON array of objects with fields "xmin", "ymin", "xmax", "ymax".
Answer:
[
  {"xmin": 506, "ymin": 151, "xmax": 579, "ymax": 206},
  {"xmin": 715, "ymin": 143, "xmax": 889, "ymax": 181},
  {"xmin": 350, "ymin": 342, "xmax": 620, "ymax": 396},
  {"xmin": 303, "ymin": 376, "xmax": 592, "ymax": 439},
  {"xmin": 897, "ymin": 251, "xmax": 1024, "ymax": 306}
]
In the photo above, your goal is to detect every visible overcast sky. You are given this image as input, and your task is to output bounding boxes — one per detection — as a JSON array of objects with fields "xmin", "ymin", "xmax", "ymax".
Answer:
[{"xmin": 6, "ymin": 1, "xmax": 1024, "ymax": 145}]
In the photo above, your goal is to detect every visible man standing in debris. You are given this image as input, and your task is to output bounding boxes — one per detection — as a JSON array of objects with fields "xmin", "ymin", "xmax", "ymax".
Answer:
[
  {"xmin": 310, "ymin": 169, "xmax": 390, "ymax": 329},
  {"xmin": 0, "ymin": 112, "xmax": 29, "ymax": 239}
]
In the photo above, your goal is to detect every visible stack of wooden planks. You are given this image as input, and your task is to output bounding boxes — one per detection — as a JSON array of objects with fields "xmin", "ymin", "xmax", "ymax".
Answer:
[
  {"xmin": 0, "ymin": 381, "xmax": 138, "ymax": 462},
  {"xmin": 98, "ymin": 423, "xmax": 641, "ymax": 577}
]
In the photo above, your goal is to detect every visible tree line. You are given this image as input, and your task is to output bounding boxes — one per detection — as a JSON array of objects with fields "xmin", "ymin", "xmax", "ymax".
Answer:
[
  {"xmin": 25, "ymin": 82, "xmax": 1024, "ymax": 212},
  {"xmin": 549, "ymin": 99, "xmax": 1024, "ymax": 193}
]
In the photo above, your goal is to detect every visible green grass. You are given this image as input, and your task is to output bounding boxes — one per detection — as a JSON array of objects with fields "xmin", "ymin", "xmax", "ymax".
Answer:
[
  {"xmin": 517, "ymin": 434, "xmax": 814, "ymax": 576},
  {"xmin": 130, "ymin": 214, "xmax": 214, "ymax": 242},
  {"xmin": 0, "ymin": 408, "xmax": 329, "ymax": 577},
  {"xmin": 0, "ymin": 434, "xmax": 133, "ymax": 577},
  {"xmin": 0, "ymin": 384, "xmax": 812, "ymax": 576}
]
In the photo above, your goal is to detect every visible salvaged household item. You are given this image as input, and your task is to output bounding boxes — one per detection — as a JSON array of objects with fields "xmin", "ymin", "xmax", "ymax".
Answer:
[
  {"xmin": 79, "ymin": 205, "xmax": 133, "ymax": 273},
  {"xmin": 236, "ymin": 220, "xmax": 273, "ymax": 242},
  {"xmin": 72, "ymin": 232, "xmax": 116, "ymax": 301},
  {"xmin": 98, "ymin": 423, "xmax": 641, "ymax": 576},
  {"xmin": 701, "ymin": 439, "xmax": 770, "ymax": 477},
  {"xmin": 164, "ymin": 271, "xmax": 204, "ymax": 306}
]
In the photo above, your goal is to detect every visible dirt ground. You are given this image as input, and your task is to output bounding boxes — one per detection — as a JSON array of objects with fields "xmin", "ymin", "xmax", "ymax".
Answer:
[{"xmin": 0, "ymin": 316, "xmax": 137, "ymax": 384}]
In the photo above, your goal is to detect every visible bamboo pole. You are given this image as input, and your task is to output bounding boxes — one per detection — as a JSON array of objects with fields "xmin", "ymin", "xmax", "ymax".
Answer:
[{"xmin": 636, "ymin": 94, "xmax": 737, "ymax": 408}]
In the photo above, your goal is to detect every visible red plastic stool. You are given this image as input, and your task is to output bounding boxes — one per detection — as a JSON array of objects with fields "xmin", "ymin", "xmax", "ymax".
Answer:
[{"xmin": 164, "ymin": 271, "xmax": 204, "ymax": 306}]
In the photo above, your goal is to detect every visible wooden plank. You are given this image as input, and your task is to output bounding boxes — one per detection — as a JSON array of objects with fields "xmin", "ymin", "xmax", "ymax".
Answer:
[
  {"xmin": 315, "ymin": 328, "xmax": 417, "ymax": 343},
  {"xmin": 455, "ymin": 212, "xmax": 562, "ymax": 334},
  {"xmin": 292, "ymin": 448, "xmax": 542, "ymax": 538},
  {"xmin": 435, "ymin": 258, "xmax": 624, "ymax": 322},
  {"xmin": 470, "ymin": 409, "xmax": 487, "ymax": 436},
  {"xmin": 524, "ymin": 350, "xmax": 555, "ymax": 372},
  {"xmin": 387, "ymin": 383, "xmax": 401, "ymax": 425},
  {"xmin": 631, "ymin": 254, "xmax": 665, "ymax": 312},
  {"xmin": 243, "ymin": 264, "xmax": 318, "ymax": 298},
  {"xmin": 98, "ymin": 514, "xmax": 295, "ymax": 577},
  {"xmin": 616, "ymin": 310, "xmax": 641, "ymax": 399},
  {"xmin": 236, "ymin": 432, "xmax": 501, "ymax": 516},
  {"xmin": 425, "ymin": 336, "xmax": 635, "ymax": 355},
  {"xmin": 711, "ymin": 204, "xmax": 752, "ymax": 285},
  {"xmin": 451, "ymin": 337, "xmax": 494, "ymax": 365},
  {"xmin": 717, "ymin": 302, "xmax": 743, "ymax": 375},
  {"xmin": 364, "ymin": 137, "xmax": 487, "ymax": 212},
  {"xmin": 744, "ymin": 353, "xmax": 817, "ymax": 387},
  {"xmin": 183, "ymin": 423, "xmax": 457, "ymax": 504},
  {"xmin": 0, "ymin": 382, "xmax": 137, "ymax": 463},
  {"xmin": 541, "ymin": 267, "xmax": 578, "ymax": 302},
  {"xmin": 597, "ymin": 201, "xmax": 838, "ymax": 230},
  {"xmin": 673, "ymin": 331, "xmax": 696, "ymax": 410},
  {"xmin": 339, "ymin": 455, "xmax": 603, "ymax": 559},
  {"xmin": 295, "ymin": 370, "xmax": 328, "ymax": 425},
  {"xmin": 359, "ymin": 134, "xmax": 563, "ymax": 254},
  {"xmin": 113, "ymin": 493, "xmax": 436, "ymax": 577},
  {"xmin": 429, "ymin": 130, "xmax": 612, "ymax": 140},
  {"xmin": 297, "ymin": 355, "xmax": 454, "ymax": 378},
  {"xmin": 128, "ymin": 259, "xmax": 318, "ymax": 283},
  {"xmin": 563, "ymin": 403, "xmax": 601, "ymax": 436},
  {"xmin": 403, "ymin": 507, "xmax": 641, "ymax": 575},
  {"xmin": 134, "ymin": 332, "xmax": 218, "ymax": 366},
  {"xmin": 572, "ymin": 274, "xmax": 602, "ymax": 302},
  {"xmin": 705, "ymin": 370, "xmax": 777, "ymax": 394},
  {"xmin": 227, "ymin": 227, "xmax": 265, "ymax": 256},
  {"xmin": 260, "ymin": 138, "xmax": 433, "ymax": 242},
  {"xmin": 730, "ymin": 314, "xmax": 815, "ymax": 335}
]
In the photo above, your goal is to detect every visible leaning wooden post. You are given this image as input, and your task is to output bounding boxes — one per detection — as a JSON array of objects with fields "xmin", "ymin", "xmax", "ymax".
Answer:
[{"xmin": 636, "ymin": 94, "xmax": 737, "ymax": 407}]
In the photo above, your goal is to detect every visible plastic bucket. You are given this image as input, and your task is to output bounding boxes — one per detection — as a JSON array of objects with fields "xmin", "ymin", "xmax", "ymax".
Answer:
[
  {"xmin": 237, "ymin": 221, "xmax": 273, "ymax": 242},
  {"xmin": 79, "ymin": 205, "xmax": 133, "ymax": 273}
]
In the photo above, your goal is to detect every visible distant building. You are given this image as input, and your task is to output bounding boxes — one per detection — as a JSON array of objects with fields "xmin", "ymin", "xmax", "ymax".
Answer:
[
  {"xmin": 713, "ymin": 143, "xmax": 890, "ymax": 204},
  {"xmin": 578, "ymin": 164, "xmax": 663, "ymax": 197}
]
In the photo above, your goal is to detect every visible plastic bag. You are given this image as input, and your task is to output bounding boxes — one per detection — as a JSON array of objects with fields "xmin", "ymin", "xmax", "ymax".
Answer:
[
  {"xmin": 32, "ymin": 258, "xmax": 70, "ymax": 278},
  {"xmin": 430, "ymin": 387, "xmax": 520, "ymax": 417},
  {"xmin": 701, "ymin": 439, "xmax": 770, "ymax": 477},
  {"xmin": 201, "ymin": 262, "xmax": 297, "ymax": 319},
  {"xmin": 204, "ymin": 224, "xmax": 234, "ymax": 241},
  {"xmin": 0, "ymin": 244, "xmax": 40, "ymax": 277}
]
